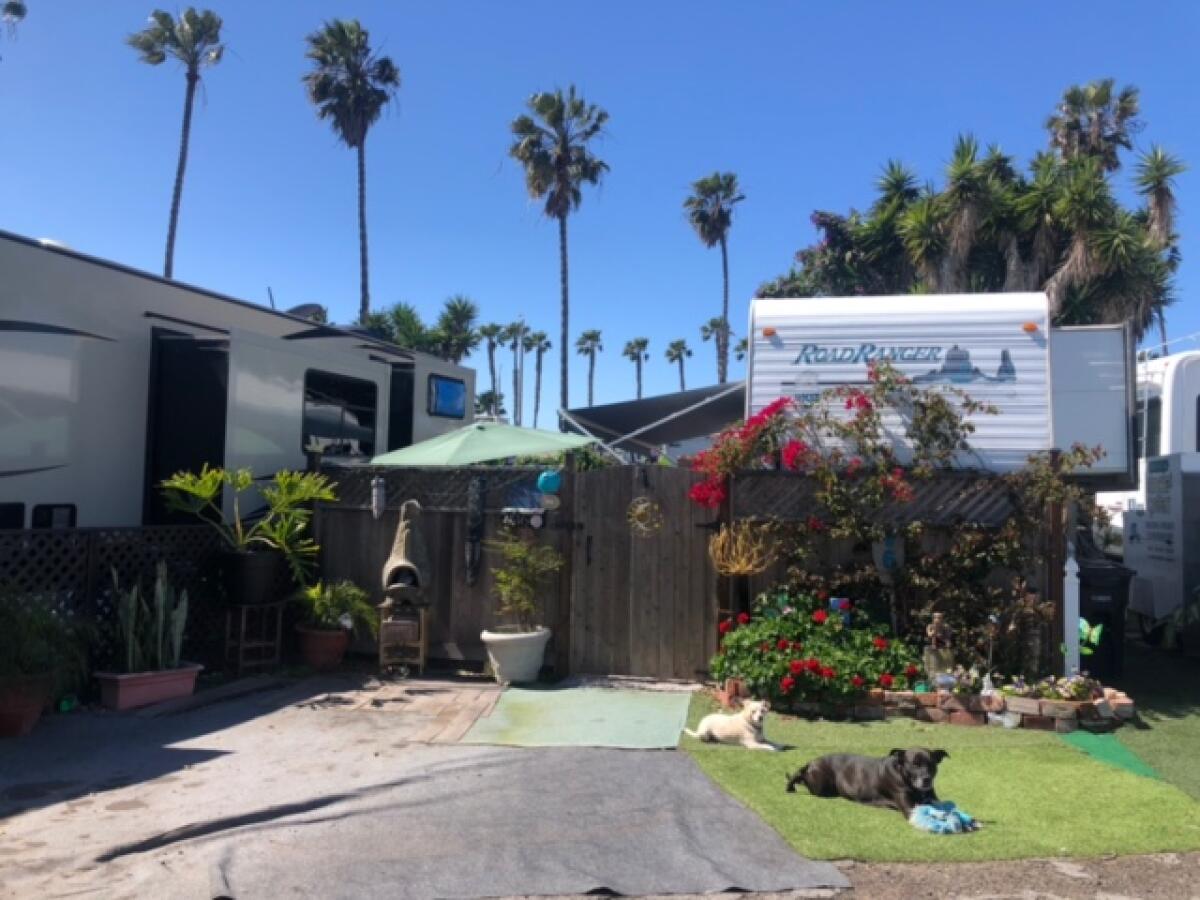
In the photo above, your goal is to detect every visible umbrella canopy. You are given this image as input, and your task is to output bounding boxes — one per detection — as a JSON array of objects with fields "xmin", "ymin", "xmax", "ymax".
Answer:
[{"xmin": 370, "ymin": 421, "xmax": 595, "ymax": 467}]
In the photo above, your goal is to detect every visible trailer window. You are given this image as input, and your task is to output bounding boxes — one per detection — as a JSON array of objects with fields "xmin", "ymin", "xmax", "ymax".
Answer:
[
  {"xmin": 1135, "ymin": 396, "xmax": 1161, "ymax": 459},
  {"xmin": 303, "ymin": 370, "xmax": 378, "ymax": 457},
  {"xmin": 427, "ymin": 374, "xmax": 467, "ymax": 419},
  {"xmin": 32, "ymin": 504, "xmax": 76, "ymax": 528},
  {"xmin": 0, "ymin": 503, "xmax": 24, "ymax": 529}
]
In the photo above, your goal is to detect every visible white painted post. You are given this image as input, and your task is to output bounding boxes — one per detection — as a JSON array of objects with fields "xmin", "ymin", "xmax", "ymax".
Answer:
[{"xmin": 1063, "ymin": 538, "xmax": 1081, "ymax": 674}]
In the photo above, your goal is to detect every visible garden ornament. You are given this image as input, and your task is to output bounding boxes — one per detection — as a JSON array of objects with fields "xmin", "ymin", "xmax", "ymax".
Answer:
[
  {"xmin": 708, "ymin": 521, "xmax": 776, "ymax": 576},
  {"xmin": 626, "ymin": 496, "xmax": 664, "ymax": 538},
  {"xmin": 465, "ymin": 476, "xmax": 485, "ymax": 586},
  {"xmin": 371, "ymin": 476, "xmax": 386, "ymax": 520},
  {"xmin": 381, "ymin": 499, "xmax": 430, "ymax": 607},
  {"xmin": 871, "ymin": 534, "xmax": 905, "ymax": 585},
  {"xmin": 536, "ymin": 469, "xmax": 562, "ymax": 494},
  {"xmin": 923, "ymin": 612, "xmax": 955, "ymax": 679}
]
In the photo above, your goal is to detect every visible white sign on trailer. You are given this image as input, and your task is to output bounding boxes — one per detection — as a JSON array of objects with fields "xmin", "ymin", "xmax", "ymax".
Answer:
[{"xmin": 747, "ymin": 293, "xmax": 1052, "ymax": 472}]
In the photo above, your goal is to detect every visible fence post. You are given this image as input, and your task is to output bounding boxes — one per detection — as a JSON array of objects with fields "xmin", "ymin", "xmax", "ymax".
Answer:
[{"xmin": 1062, "ymin": 538, "xmax": 1081, "ymax": 674}]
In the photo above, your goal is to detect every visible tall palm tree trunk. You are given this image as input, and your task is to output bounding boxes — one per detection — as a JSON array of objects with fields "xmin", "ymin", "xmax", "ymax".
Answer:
[
  {"xmin": 677, "ymin": 359, "xmax": 686, "ymax": 391},
  {"xmin": 587, "ymin": 351, "xmax": 595, "ymax": 406},
  {"xmin": 356, "ymin": 141, "xmax": 370, "ymax": 325},
  {"xmin": 163, "ymin": 70, "xmax": 199, "ymax": 279},
  {"xmin": 486, "ymin": 346, "xmax": 498, "ymax": 416},
  {"xmin": 533, "ymin": 354, "xmax": 543, "ymax": 428},
  {"xmin": 636, "ymin": 359, "xmax": 643, "ymax": 399},
  {"xmin": 718, "ymin": 235, "xmax": 730, "ymax": 384},
  {"xmin": 512, "ymin": 345, "xmax": 520, "ymax": 426},
  {"xmin": 558, "ymin": 214, "xmax": 570, "ymax": 429}
]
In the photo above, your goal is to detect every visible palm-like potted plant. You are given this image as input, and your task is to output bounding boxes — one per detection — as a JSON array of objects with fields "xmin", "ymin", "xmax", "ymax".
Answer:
[
  {"xmin": 94, "ymin": 563, "xmax": 202, "ymax": 710},
  {"xmin": 0, "ymin": 594, "xmax": 88, "ymax": 737},
  {"xmin": 293, "ymin": 580, "xmax": 378, "ymax": 670},
  {"xmin": 481, "ymin": 530, "xmax": 564, "ymax": 684},
  {"xmin": 160, "ymin": 466, "xmax": 336, "ymax": 605}
]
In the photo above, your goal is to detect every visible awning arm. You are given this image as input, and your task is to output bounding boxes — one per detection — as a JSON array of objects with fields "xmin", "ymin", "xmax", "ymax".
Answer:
[
  {"xmin": 609, "ymin": 382, "xmax": 745, "ymax": 448},
  {"xmin": 556, "ymin": 408, "xmax": 627, "ymax": 463}
]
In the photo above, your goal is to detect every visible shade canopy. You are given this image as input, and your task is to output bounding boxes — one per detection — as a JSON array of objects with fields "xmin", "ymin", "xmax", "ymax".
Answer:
[
  {"xmin": 371, "ymin": 421, "xmax": 594, "ymax": 467},
  {"xmin": 565, "ymin": 382, "xmax": 745, "ymax": 453}
]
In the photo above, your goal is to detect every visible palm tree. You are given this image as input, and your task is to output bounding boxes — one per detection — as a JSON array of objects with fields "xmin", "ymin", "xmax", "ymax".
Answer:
[
  {"xmin": 304, "ymin": 19, "xmax": 399, "ymax": 325},
  {"xmin": 665, "ymin": 339, "xmax": 692, "ymax": 391},
  {"xmin": 433, "ymin": 295, "xmax": 480, "ymax": 363},
  {"xmin": 1135, "ymin": 146, "xmax": 1186, "ymax": 350},
  {"xmin": 623, "ymin": 338, "xmax": 650, "ymax": 399},
  {"xmin": 127, "ymin": 9, "xmax": 224, "ymax": 279},
  {"xmin": 684, "ymin": 172, "xmax": 744, "ymax": 384},
  {"xmin": 734, "ymin": 336, "xmax": 749, "ymax": 362},
  {"xmin": 939, "ymin": 135, "xmax": 992, "ymax": 292},
  {"xmin": 525, "ymin": 331, "xmax": 552, "ymax": 428},
  {"xmin": 479, "ymin": 324, "xmax": 504, "ymax": 415},
  {"xmin": 509, "ymin": 86, "xmax": 608, "ymax": 422},
  {"xmin": 368, "ymin": 301, "xmax": 434, "ymax": 351},
  {"xmin": 575, "ymin": 329, "xmax": 603, "ymax": 407},
  {"xmin": 501, "ymin": 320, "xmax": 530, "ymax": 426},
  {"xmin": 700, "ymin": 317, "xmax": 728, "ymax": 380},
  {"xmin": 474, "ymin": 390, "xmax": 506, "ymax": 418},
  {"xmin": 1046, "ymin": 79, "xmax": 1140, "ymax": 172}
]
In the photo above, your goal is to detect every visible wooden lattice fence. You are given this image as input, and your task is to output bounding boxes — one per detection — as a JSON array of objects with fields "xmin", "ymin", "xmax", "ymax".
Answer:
[{"xmin": 0, "ymin": 525, "xmax": 225, "ymax": 671}]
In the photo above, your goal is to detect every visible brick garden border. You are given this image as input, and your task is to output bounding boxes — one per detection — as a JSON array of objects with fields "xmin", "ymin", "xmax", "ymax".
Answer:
[{"xmin": 716, "ymin": 680, "xmax": 1135, "ymax": 733}]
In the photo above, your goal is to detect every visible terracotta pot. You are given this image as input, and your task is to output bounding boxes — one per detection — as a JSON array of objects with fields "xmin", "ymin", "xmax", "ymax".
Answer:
[
  {"xmin": 0, "ymin": 676, "xmax": 52, "ymax": 738},
  {"xmin": 296, "ymin": 625, "xmax": 350, "ymax": 671},
  {"xmin": 480, "ymin": 626, "xmax": 550, "ymax": 684},
  {"xmin": 94, "ymin": 664, "xmax": 203, "ymax": 711}
]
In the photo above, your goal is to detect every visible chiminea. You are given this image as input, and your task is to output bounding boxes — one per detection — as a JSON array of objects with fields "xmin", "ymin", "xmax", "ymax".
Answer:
[{"xmin": 379, "ymin": 499, "xmax": 431, "ymax": 673}]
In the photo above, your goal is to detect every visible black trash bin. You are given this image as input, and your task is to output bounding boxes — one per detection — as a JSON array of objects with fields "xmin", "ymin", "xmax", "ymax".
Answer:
[{"xmin": 1076, "ymin": 558, "xmax": 1134, "ymax": 679}]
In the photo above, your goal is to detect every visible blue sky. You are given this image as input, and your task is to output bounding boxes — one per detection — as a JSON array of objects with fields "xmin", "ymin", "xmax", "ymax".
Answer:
[{"xmin": 2, "ymin": 2, "xmax": 1197, "ymax": 421}]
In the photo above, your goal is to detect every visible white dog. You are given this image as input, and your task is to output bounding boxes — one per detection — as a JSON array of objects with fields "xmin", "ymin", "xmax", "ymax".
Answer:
[{"xmin": 685, "ymin": 699, "xmax": 778, "ymax": 751}]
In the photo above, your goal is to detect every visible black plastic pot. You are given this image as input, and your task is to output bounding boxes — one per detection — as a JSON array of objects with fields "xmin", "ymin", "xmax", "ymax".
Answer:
[{"xmin": 220, "ymin": 549, "xmax": 284, "ymax": 606}]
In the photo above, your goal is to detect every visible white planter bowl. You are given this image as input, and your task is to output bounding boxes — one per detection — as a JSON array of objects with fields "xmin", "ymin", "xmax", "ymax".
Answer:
[{"xmin": 480, "ymin": 626, "xmax": 551, "ymax": 684}]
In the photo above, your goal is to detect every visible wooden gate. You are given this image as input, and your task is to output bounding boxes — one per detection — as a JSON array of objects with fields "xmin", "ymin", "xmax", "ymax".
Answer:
[{"xmin": 569, "ymin": 466, "xmax": 718, "ymax": 679}]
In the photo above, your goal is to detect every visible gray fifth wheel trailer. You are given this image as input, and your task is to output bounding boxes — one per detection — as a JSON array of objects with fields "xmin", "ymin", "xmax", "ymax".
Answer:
[{"xmin": 0, "ymin": 230, "xmax": 475, "ymax": 529}]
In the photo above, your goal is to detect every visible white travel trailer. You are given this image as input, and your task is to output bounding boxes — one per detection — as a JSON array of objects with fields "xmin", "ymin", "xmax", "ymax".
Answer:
[
  {"xmin": 746, "ymin": 292, "xmax": 1135, "ymax": 483},
  {"xmin": 0, "ymin": 230, "xmax": 475, "ymax": 529}
]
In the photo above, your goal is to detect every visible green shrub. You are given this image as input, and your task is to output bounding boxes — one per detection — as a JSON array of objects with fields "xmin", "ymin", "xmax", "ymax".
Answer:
[
  {"xmin": 294, "ymin": 580, "xmax": 378, "ymax": 636},
  {"xmin": 710, "ymin": 586, "xmax": 921, "ymax": 706},
  {"xmin": 0, "ymin": 591, "xmax": 90, "ymax": 697},
  {"xmin": 485, "ymin": 529, "xmax": 564, "ymax": 631}
]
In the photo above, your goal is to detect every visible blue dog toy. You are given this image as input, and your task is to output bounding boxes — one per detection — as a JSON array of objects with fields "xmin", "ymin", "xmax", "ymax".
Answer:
[{"xmin": 909, "ymin": 801, "xmax": 980, "ymax": 834}]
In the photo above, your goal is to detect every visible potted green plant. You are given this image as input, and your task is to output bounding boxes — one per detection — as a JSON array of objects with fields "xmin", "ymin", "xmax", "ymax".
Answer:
[
  {"xmin": 293, "ymin": 580, "xmax": 378, "ymax": 670},
  {"xmin": 94, "ymin": 564, "xmax": 202, "ymax": 710},
  {"xmin": 160, "ymin": 465, "xmax": 336, "ymax": 605},
  {"xmin": 480, "ymin": 530, "xmax": 564, "ymax": 684},
  {"xmin": 0, "ymin": 594, "xmax": 88, "ymax": 737}
]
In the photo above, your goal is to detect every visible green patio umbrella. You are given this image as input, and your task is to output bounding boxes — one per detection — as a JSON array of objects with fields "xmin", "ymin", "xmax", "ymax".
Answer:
[{"xmin": 370, "ymin": 421, "xmax": 595, "ymax": 467}]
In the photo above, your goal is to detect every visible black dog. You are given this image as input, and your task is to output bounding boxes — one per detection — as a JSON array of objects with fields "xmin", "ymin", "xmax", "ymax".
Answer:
[{"xmin": 786, "ymin": 748, "xmax": 948, "ymax": 818}]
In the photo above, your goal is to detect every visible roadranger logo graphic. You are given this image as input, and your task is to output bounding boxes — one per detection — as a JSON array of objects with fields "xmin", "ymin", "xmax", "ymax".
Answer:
[{"xmin": 793, "ymin": 343, "xmax": 945, "ymax": 365}]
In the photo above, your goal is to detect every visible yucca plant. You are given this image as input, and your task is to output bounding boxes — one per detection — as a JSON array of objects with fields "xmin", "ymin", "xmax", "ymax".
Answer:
[{"xmin": 112, "ymin": 563, "xmax": 189, "ymax": 673}]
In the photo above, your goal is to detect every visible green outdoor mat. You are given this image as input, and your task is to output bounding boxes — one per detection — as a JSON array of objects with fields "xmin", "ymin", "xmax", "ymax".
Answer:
[
  {"xmin": 460, "ymin": 687, "xmax": 692, "ymax": 749},
  {"xmin": 1060, "ymin": 730, "xmax": 1160, "ymax": 780}
]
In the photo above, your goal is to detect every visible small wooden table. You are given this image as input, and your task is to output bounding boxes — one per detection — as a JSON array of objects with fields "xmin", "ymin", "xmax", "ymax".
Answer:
[{"xmin": 225, "ymin": 601, "xmax": 285, "ymax": 675}]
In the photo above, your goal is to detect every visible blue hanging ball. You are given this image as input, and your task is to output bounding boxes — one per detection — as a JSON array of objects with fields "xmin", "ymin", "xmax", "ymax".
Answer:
[{"xmin": 537, "ymin": 470, "xmax": 562, "ymax": 494}]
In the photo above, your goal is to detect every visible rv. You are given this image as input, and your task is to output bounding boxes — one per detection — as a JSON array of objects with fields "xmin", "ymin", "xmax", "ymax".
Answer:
[
  {"xmin": 0, "ymin": 230, "xmax": 474, "ymax": 529},
  {"xmin": 746, "ymin": 292, "xmax": 1135, "ymax": 483}
]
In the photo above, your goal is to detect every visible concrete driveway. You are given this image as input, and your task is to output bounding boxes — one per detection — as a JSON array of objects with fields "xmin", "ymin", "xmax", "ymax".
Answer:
[{"xmin": 0, "ymin": 676, "xmax": 847, "ymax": 899}]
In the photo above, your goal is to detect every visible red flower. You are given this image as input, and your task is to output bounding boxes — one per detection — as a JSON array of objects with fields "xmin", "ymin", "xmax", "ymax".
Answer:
[
  {"xmin": 719, "ymin": 619, "xmax": 733, "ymax": 635},
  {"xmin": 791, "ymin": 640, "xmax": 803, "ymax": 651},
  {"xmin": 879, "ymin": 673, "xmax": 895, "ymax": 688},
  {"xmin": 846, "ymin": 456, "xmax": 863, "ymax": 476},
  {"xmin": 812, "ymin": 609, "xmax": 829, "ymax": 624},
  {"xmin": 872, "ymin": 636, "xmax": 889, "ymax": 651},
  {"xmin": 838, "ymin": 599, "xmax": 852, "ymax": 611},
  {"xmin": 867, "ymin": 364, "xmax": 879, "ymax": 383},
  {"xmin": 806, "ymin": 515, "xmax": 826, "ymax": 533},
  {"xmin": 760, "ymin": 397, "xmax": 793, "ymax": 419},
  {"xmin": 891, "ymin": 467, "xmax": 904, "ymax": 480},
  {"xmin": 777, "ymin": 638, "xmax": 790, "ymax": 651},
  {"xmin": 689, "ymin": 478, "xmax": 727, "ymax": 509},
  {"xmin": 905, "ymin": 664, "xmax": 920, "ymax": 679},
  {"xmin": 819, "ymin": 666, "xmax": 835, "ymax": 680},
  {"xmin": 806, "ymin": 658, "xmax": 822, "ymax": 673},
  {"xmin": 737, "ymin": 612, "xmax": 751, "ymax": 626},
  {"xmin": 854, "ymin": 394, "xmax": 873, "ymax": 413},
  {"xmin": 816, "ymin": 589, "xmax": 829, "ymax": 601},
  {"xmin": 760, "ymin": 642, "xmax": 772, "ymax": 653},
  {"xmin": 789, "ymin": 659, "xmax": 804, "ymax": 675},
  {"xmin": 781, "ymin": 439, "xmax": 810, "ymax": 471},
  {"xmin": 851, "ymin": 674, "xmax": 865, "ymax": 688},
  {"xmin": 780, "ymin": 675, "xmax": 796, "ymax": 693}
]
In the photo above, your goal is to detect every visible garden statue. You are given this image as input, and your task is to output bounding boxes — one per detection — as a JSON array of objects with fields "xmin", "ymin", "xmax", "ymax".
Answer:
[
  {"xmin": 923, "ymin": 611, "xmax": 956, "ymax": 682},
  {"xmin": 381, "ymin": 499, "xmax": 430, "ymax": 604}
]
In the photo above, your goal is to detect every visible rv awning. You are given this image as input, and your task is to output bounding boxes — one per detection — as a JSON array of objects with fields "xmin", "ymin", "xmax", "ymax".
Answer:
[{"xmin": 564, "ymin": 382, "xmax": 745, "ymax": 452}]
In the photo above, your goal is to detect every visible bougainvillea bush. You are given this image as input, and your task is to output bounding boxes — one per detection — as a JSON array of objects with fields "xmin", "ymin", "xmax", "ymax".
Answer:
[
  {"xmin": 710, "ymin": 586, "xmax": 920, "ymax": 707},
  {"xmin": 688, "ymin": 360, "xmax": 1101, "ymax": 681}
]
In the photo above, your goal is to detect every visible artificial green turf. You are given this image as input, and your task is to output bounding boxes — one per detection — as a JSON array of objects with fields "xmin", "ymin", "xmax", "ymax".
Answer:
[
  {"xmin": 682, "ymin": 693, "xmax": 1200, "ymax": 862},
  {"xmin": 1060, "ymin": 730, "xmax": 1159, "ymax": 780},
  {"xmin": 1112, "ymin": 641, "xmax": 1200, "ymax": 801}
]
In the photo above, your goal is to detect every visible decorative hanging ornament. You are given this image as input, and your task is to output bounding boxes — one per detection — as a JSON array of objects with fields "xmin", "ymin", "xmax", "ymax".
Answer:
[
  {"xmin": 537, "ymin": 470, "xmax": 562, "ymax": 495},
  {"xmin": 626, "ymin": 496, "xmax": 664, "ymax": 537}
]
